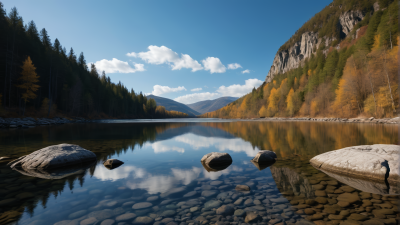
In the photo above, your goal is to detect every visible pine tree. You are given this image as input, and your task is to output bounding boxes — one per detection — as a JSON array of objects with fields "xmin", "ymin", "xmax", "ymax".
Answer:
[
  {"xmin": 40, "ymin": 28, "xmax": 51, "ymax": 48},
  {"xmin": 17, "ymin": 57, "xmax": 40, "ymax": 115}
]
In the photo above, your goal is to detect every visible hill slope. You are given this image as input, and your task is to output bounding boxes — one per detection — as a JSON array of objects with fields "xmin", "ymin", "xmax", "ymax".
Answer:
[
  {"xmin": 187, "ymin": 97, "xmax": 238, "ymax": 114},
  {"xmin": 147, "ymin": 95, "xmax": 200, "ymax": 117},
  {"xmin": 202, "ymin": 0, "xmax": 398, "ymax": 119}
]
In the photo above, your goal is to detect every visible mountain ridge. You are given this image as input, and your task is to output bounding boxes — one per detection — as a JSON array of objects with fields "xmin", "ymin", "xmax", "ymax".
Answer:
[
  {"xmin": 187, "ymin": 97, "xmax": 238, "ymax": 114},
  {"xmin": 147, "ymin": 95, "xmax": 200, "ymax": 117}
]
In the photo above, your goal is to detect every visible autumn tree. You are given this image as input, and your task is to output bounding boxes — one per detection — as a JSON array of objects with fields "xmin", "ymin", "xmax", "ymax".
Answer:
[{"xmin": 17, "ymin": 57, "xmax": 40, "ymax": 115}]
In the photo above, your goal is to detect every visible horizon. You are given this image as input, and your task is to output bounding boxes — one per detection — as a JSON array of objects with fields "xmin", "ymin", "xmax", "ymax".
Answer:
[{"xmin": 2, "ymin": 0, "xmax": 332, "ymax": 104}]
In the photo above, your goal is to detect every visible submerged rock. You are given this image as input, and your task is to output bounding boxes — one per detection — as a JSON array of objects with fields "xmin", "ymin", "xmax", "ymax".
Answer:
[
  {"xmin": 250, "ymin": 160, "xmax": 275, "ymax": 171},
  {"xmin": 103, "ymin": 159, "xmax": 124, "ymax": 170},
  {"xmin": 310, "ymin": 144, "xmax": 400, "ymax": 188},
  {"xmin": 201, "ymin": 152, "xmax": 232, "ymax": 172},
  {"xmin": 8, "ymin": 144, "xmax": 97, "ymax": 170},
  {"xmin": 251, "ymin": 150, "xmax": 277, "ymax": 163}
]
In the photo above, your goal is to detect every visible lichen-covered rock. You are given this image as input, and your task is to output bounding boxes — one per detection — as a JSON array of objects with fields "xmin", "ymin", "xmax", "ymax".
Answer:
[
  {"xmin": 8, "ymin": 144, "xmax": 96, "ymax": 170},
  {"xmin": 310, "ymin": 144, "xmax": 400, "ymax": 185},
  {"xmin": 251, "ymin": 150, "xmax": 276, "ymax": 163},
  {"xmin": 103, "ymin": 159, "xmax": 124, "ymax": 170},
  {"xmin": 201, "ymin": 152, "xmax": 232, "ymax": 172}
]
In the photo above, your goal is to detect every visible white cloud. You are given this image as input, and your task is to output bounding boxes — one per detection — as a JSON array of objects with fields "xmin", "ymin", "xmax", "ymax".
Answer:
[
  {"xmin": 174, "ymin": 92, "xmax": 220, "ymax": 104},
  {"xmin": 202, "ymin": 57, "xmax": 226, "ymax": 74},
  {"xmin": 227, "ymin": 63, "xmax": 242, "ymax": 70},
  {"xmin": 145, "ymin": 142, "xmax": 185, "ymax": 154},
  {"xmin": 149, "ymin": 85, "xmax": 186, "ymax": 96},
  {"xmin": 127, "ymin": 45, "xmax": 203, "ymax": 72},
  {"xmin": 174, "ymin": 78, "xmax": 263, "ymax": 104},
  {"xmin": 242, "ymin": 69, "xmax": 250, "ymax": 74},
  {"xmin": 92, "ymin": 58, "xmax": 145, "ymax": 74},
  {"xmin": 191, "ymin": 88, "xmax": 202, "ymax": 92},
  {"xmin": 216, "ymin": 78, "xmax": 263, "ymax": 97}
]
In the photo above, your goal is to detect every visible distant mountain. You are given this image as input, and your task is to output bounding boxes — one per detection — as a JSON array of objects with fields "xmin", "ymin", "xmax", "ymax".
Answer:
[
  {"xmin": 147, "ymin": 95, "xmax": 200, "ymax": 117},
  {"xmin": 187, "ymin": 97, "xmax": 238, "ymax": 114}
]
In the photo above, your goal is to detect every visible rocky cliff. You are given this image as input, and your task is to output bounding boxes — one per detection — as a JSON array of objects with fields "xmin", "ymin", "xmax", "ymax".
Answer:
[{"xmin": 265, "ymin": 10, "xmax": 366, "ymax": 83}]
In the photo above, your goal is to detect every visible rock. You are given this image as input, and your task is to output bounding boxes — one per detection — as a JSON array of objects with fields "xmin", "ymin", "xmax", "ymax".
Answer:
[
  {"xmin": 201, "ymin": 152, "xmax": 232, "ymax": 171},
  {"xmin": 146, "ymin": 196, "xmax": 159, "ymax": 202},
  {"xmin": 310, "ymin": 145, "xmax": 400, "ymax": 185},
  {"xmin": 304, "ymin": 208, "xmax": 314, "ymax": 215},
  {"xmin": 80, "ymin": 217, "xmax": 98, "ymax": 225},
  {"xmin": 132, "ymin": 216, "xmax": 154, "ymax": 225},
  {"xmin": 251, "ymin": 150, "xmax": 277, "ymax": 163},
  {"xmin": 132, "ymin": 202, "xmax": 153, "ymax": 210},
  {"xmin": 216, "ymin": 205, "xmax": 234, "ymax": 216},
  {"xmin": 190, "ymin": 207, "xmax": 198, "ymax": 212},
  {"xmin": 69, "ymin": 210, "xmax": 88, "ymax": 219},
  {"xmin": 201, "ymin": 190, "xmax": 218, "ymax": 197},
  {"xmin": 161, "ymin": 210, "xmax": 176, "ymax": 217},
  {"xmin": 337, "ymin": 201, "xmax": 350, "ymax": 207},
  {"xmin": 234, "ymin": 209, "xmax": 245, "ymax": 217},
  {"xmin": 100, "ymin": 219, "xmax": 115, "ymax": 225},
  {"xmin": 183, "ymin": 191, "xmax": 197, "ymax": 198},
  {"xmin": 204, "ymin": 200, "xmax": 221, "ymax": 210},
  {"xmin": 339, "ymin": 10, "xmax": 364, "ymax": 36},
  {"xmin": 210, "ymin": 181, "xmax": 223, "ymax": 186},
  {"xmin": 348, "ymin": 213, "xmax": 368, "ymax": 221},
  {"xmin": 9, "ymin": 144, "xmax": 96, "ymax": 170},
  {"xmin": 115, "ymin": 213, "xmax": 136, "ymax": 221},
  {"xmin": 103, "ymin": 159, "xmax": 124, "ymax": 170},
  {"xmin": 337, "ymin": 193, "xmax": 360, "ymax": 204},
  {"xmin": 235, "ymin": 185, "xmax": 250, "ymax": 191},
  {"xmin": 315, "ymin": 190, "xmax": 327, "ymax": 197},
  {"xmin": 245, "ymin": 212, "xmax": 261, "ymax": 223},
  {"xmin": 160, "ymin": 187, "xmax": 186, "ymax": 198}
]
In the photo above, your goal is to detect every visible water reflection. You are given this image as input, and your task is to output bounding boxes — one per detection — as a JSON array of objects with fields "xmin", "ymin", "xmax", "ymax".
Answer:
[{"xmin": 0, "ymin": 120, "xmax": 398, "ymax": 225}]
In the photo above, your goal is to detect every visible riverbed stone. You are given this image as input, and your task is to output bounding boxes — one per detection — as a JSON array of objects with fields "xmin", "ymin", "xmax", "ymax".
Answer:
[
  {"xmin": 234, "ymin": 209, "xmax": 245, "ymax": 217},
  {"xmin": 161, "ymin": 210, "xmax": 176, "ymax": 217},
  {"xmin": 235, "ymin": 185, "xmax": 250, "ymax": 191},
  {"xmin": 251, "ymin": 150, "xmax": 277, "ymax": 163},
  {"xmin": 216, "ymin": 205, "xmax": 234, "ymax": 216},
  {"xmin": 160, "ymin": 187, "xmax": 186, "ymax": 198},
  {"xmin": 132, "ymin": 216, "xmax": 154, "ymax": 225},
  {"xmin": 146, "ymin": 196, "xmax": 159, "ymax": 202},
  {"xmin": 116, "ymin": 213, "xmax": 136, "ymax": 221},
  {"xmin": 245, "ymin": 212, "xmax": 261, "ymax": 223},
  {"xmin": 337, "ymin": 193, "xmax": 360, "ymax": 204},
  {"xmin": 80, "ymin": 217, "xmax": 98, "ymax": 225},
  {"xmin": 68, "ymin": 210, "xmax": 87, "ymax": 219},
  {"xmin": 348, "ymin": 213, "xmax": 368, "ymax": 221},
  {"xmin": 100, "ymin": 219, "xmax": 115, "ymax": 225},
  {"xmin": 132, "ymin": 202, "xmax": 153, "ymax": 210},
  {"xmin": 201, "ymin": 190, "xmax": 218, "ymax": 197},
  {"xmin": 204, "ymin": 200, "xmax": 221, "ymax": 210},
  {"xmin": 183, "ymin": 191, "xmax": 197, "ymax": 198}
]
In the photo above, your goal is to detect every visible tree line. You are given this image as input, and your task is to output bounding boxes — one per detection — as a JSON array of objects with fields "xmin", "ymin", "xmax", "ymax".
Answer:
[
  {"xmin": 0, "ymin": 3, "xmax": 188, "ymax": 119},
  {"xmin": 203, "ymin": 1, "xmax": 398, "ymax": 119}
]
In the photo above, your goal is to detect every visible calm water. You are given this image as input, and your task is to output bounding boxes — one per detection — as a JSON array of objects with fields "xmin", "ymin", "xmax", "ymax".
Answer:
[{"xmin": 0, "ymin": 119, "xmax": 398, "ymax": 225}]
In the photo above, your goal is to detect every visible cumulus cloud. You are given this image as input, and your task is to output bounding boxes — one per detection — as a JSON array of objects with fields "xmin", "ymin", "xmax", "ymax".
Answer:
[
  {"xmin": 145, "ymin": 142, "xmax": 185, "ymax": 154},
  {"xmin": 174, "ymin": 78, "xmax": 263, "ymax": 104},
  {"xmin": 127, "ymin": 45, "xmax": 203, "ymax": 72},
  {"xmin": 216, "ymin": 78, "xmax": 263, "ymax": 97},
  {"xmin": 191, "ymin": 88, "xmax": 202, "ymax": 92},
  {"xmin": 227, "ymin": 63, "xmax": 242, "ymax": 70},
  {"xmin": 174, "ymin": 92, "xmax": 220, "ymax": 104},
  {"xmin": 202, "ymin": 57, "xmax": 226, "ymax": 74},
  {"xmin": 149, "ymin": 85, "xmax": 186, "ymax": 96},
  {"xmin": 92, "ymin": 58, "xmax": 145, "ymax": 74},
  {"xmin": 242, "ymin": 69, "xmax": 250, "ymax": 74}
]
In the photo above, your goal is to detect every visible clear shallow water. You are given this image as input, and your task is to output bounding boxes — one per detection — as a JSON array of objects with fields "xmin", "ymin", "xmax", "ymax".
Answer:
[{"xmin": 0, "ymin": 120, "xmax": 398, "ymax": 225}]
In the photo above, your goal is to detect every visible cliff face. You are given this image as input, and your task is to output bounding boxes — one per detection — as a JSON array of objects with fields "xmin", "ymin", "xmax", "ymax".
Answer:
[{"xmin": 265, "ymin": 10, "xmax": 365, "ymax": 83}]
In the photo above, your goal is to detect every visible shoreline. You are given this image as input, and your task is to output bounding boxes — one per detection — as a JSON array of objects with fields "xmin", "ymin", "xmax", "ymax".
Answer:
[
  {"xmin": 220, "ymin": 116, "xmax": 400, "ymax": 124},
  {"xmin": 0, "ymin": 116, "xmax": 398, "ymax": 129}
]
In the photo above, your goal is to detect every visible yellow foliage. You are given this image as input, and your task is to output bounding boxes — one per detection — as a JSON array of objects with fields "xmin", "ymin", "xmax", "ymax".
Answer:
[
  {"xmin": 372, "ymin": 34, "xmax": 381, "ymax": 51},
  {"xmin": 273, "ymin": 80, "xmax": 276, "ymax": 85},
  {"xmin": 267, "ymin": 88, "xmax": 279, "ymax": 115},
  {"xmin": 259, "ymin": 105, "xmax": 267, "ymax": 117},
  {"xmin": 310, "ymin": 100, "xmax": 319, "ymax": 117},
  {"xmin": 17, "ymin": 56, "xmax": 40, "ymax": 103},
  {"xmin": 286, "ymin": 88, "xmax": 295, "ymax": 116}
]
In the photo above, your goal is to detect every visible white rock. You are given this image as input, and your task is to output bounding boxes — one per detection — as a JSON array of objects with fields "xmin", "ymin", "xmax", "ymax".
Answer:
[{"xmin": 310, "ymin": 144, "xmax": 400, "ymax": 184}]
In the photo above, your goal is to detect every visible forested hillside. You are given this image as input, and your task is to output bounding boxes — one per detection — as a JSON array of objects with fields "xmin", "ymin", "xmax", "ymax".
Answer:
[
  {"xmin": 203, "ymin": 0, "xmax": 398, "ymax": 119},
  {"xmin": 0, "ymin": 3, "xmax": 187, "ymax": 119}
]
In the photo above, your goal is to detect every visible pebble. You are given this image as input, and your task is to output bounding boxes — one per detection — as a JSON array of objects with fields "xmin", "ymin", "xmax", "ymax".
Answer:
[
  {"xmin": 235, "ymin": 185, "xmax": 250, "ymax": 191},
  {"xmin": 132, "ymin": 202, "xmax": 153, "ymax": 210},
  {"xmin": 115, "ymin": 213, "xmax": 137, "ymax": 221},
  {"xmin": 100, "ymin": 219, "xmax": 115, "ymax": 225}
]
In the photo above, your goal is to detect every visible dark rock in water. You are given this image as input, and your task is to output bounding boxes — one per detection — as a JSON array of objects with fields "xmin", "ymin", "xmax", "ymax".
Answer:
[
  {"xmin": 251, "ymin": 150, "xmax": 276, "ymax": 163},
  {"xmin": 244, "ymin": 212, "xmax": 261, "ymax": 223},
  {"xmin": 250, "ymin": 160, "xmax": 275, "ymax": 171},
  {"xmin": 201, "ymin": 152, "xmax": 232, "ymax": 172},
  {"xmin": 7, "ymin": 144, "xmax": 96, "ymax": 179},
  {"xmin": 8, "ymin": 144, "xmax": 97, "ymax": 170},
  {"xmin": 103, "ymin": 159, "xmax": 124, "ymax": 170}
]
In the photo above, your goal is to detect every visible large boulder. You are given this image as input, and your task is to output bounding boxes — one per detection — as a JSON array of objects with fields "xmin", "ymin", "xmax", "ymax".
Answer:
[
  {"xmin": 9, "ymin": 144, "xmax": 97, "ymax": 170},
  {"xmin": 201, "ymin": 152, "xmax": 232, "ymax": 172},
  {"xmin": 103, "ymin": 159, "xmax": 124, "ymax": 170},
  {"xmin": 251, "ymin": 150, "xmax": 277, "ymax": 163},
  {"xmin": 310, "ymin": 145, "xmax": 400, "ymax": 189}
]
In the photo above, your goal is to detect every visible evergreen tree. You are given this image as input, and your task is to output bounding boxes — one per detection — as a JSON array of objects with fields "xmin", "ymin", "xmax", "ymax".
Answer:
[{"xmin": 17, "ymin": 57, "xmax": 40, "ymax": 114}]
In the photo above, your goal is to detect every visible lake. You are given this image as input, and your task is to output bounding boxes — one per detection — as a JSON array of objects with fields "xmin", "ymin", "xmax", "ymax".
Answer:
[{"xmin": 0, "ymin": 119, "xmax": 398, "ymax": 225}]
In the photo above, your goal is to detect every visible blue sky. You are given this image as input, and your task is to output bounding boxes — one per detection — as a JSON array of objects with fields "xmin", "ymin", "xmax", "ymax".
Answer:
[{"xmin": 3, "ymin": 0, "xmax": 332, "ymax": 104}]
